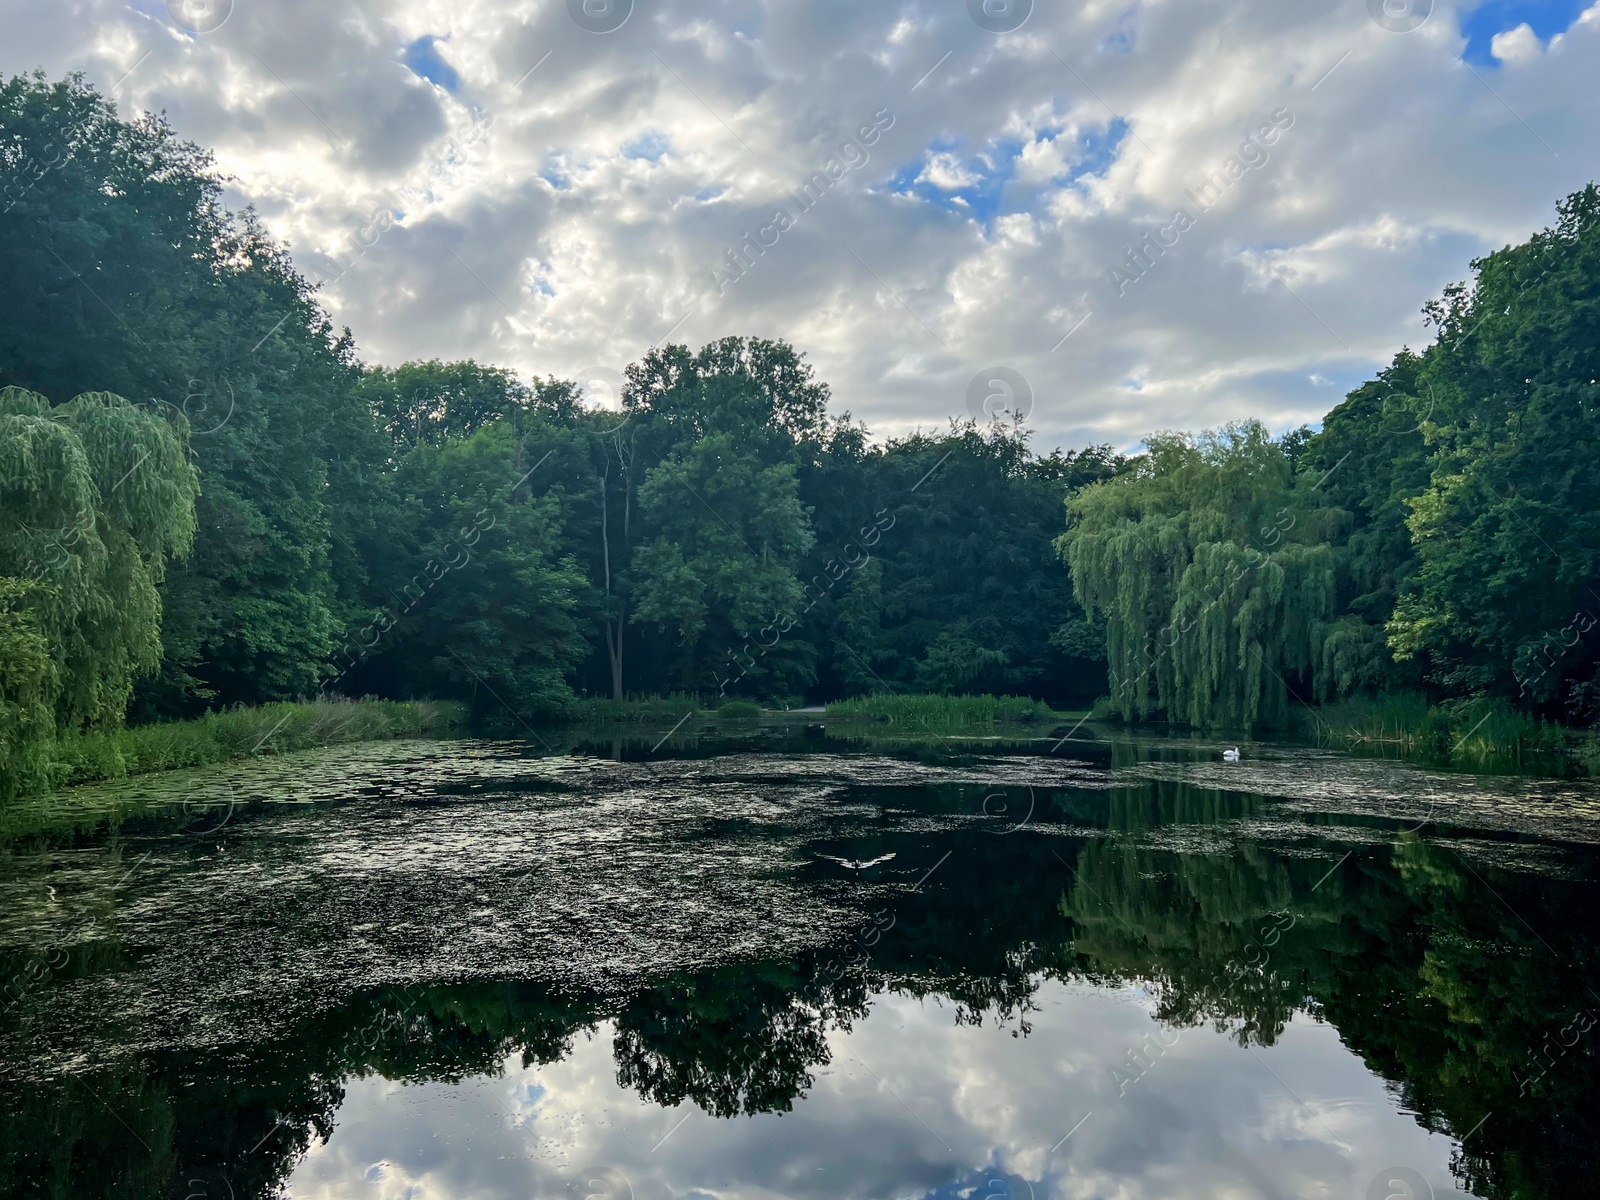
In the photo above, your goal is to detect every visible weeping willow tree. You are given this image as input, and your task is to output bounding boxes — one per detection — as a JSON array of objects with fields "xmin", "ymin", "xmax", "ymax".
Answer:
[
  {"xmin": 1057, "ymin": 422, "xmax": 1340, "ymax": 729},
  {"xmin": 0, "ymin": 385, "xmax": 199, "ymax": 795}
]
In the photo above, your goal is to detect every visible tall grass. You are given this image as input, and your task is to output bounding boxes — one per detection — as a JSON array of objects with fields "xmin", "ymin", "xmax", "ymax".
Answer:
[
  {"xmin": 43, "ymin": 697, "xmax": 467, "ymax": 792},
  {"xmin": 1302, "ymin": 693, "xmax": 1434, "ymax": 748},
  {"xmin": 1305, "ymin": 691, "xmax": 1589, "ymax": 773},
  {"xmin": 826, "ymin": 693, "xmax": 1059, "ymax": 725}
]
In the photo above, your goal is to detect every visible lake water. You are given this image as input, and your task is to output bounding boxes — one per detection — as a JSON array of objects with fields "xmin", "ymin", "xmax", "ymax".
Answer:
[{"xmin": 1, "ymin": 724, "xmax": 1597, "ymax": 1199}]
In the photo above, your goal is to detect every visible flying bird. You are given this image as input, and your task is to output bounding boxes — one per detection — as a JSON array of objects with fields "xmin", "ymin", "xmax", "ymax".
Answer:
[{"xmin": 817, "ymin": 852, "xmax": 897, "ymax": 872}]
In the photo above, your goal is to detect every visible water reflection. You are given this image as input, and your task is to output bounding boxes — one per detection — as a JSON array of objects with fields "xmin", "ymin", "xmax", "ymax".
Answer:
[{"xmin": 0, "ymin": 732, "xmax": 1595, "ymax": 1198}]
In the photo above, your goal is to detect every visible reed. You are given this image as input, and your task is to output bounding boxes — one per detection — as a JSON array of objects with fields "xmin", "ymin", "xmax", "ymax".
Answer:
[
  {"xmin": 41, "ymin": 697, "xmax": 467, "ymax": 792},
  {"xmin": 1304, "ymin": 692, "xmax": 1588, "ymax": 774}
]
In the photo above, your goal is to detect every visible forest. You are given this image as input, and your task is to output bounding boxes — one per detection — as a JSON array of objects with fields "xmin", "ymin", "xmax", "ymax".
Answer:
[{"xmin": 3, "ymin": 71, "xmax": 1600, "ymax": 793}]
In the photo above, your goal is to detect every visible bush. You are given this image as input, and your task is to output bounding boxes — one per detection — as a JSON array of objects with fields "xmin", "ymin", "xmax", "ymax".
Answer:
[{"xmin": 714, "ymin": 699, "xmax": 763, "ymax": 718}]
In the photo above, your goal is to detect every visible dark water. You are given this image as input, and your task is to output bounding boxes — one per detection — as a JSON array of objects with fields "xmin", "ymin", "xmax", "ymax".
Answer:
[{"xmin": 2, "ymin": 724, "xmax": 1597, "ymax": 1199}]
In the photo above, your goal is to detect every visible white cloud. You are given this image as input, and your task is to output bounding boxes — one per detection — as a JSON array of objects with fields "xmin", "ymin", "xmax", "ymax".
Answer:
[
  {"xmin": 1491, "ymin": 22, "xmax": 1543, "ymax": 64},
  {"xmin": 917, "ymin": 150, "xmax": 982, "ymax": 190},
  {"xmin": 3, "ymin": 0, "xmax": 1598, "ymax": 451}
]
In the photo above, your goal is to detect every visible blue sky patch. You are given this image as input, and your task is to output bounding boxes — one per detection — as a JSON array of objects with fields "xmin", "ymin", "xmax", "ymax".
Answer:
[
  {"xmin": 888, "ymin": 140, "xmax": 1021, "ymax": 230},
  {"xmin": 888, "ymin": 116, "xmax": 1130, "ymax": 231},
  {"xmin": 623, "ymin": 131, "xmax": 671, "ymax": 162},
  {"xmin": 403, "ymin": 36, "xmax": 460, "ymax": 92},
  {"xmin": 1072, "ymin": 118, "xmax": 1129, "ymax": 182},
  {"xmin": 540, "ymin": 157, "xmax": 573, "ymax": 190},
  {"xmin": 1459, "ymin": 0, "xmax": 1589, "ymax": 64}
]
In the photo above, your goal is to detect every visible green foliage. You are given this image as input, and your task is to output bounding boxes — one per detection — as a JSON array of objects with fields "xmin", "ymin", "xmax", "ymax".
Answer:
[
  {"xmin": 1065, "ymin": 185, "xmax": 1600, "ymax": 734},
  {"xmin": 356, "ymin": 360, "xmax": 577, "ymax": 451},
  {"xmin": 816, "ymin": 426, "xmax": 1118, "ymax": 707},
  {"xmin": 1, "ymin": 70, "xmax": 372, "ymax": 714},
  {"xmin": 0, "ymin": 578, "xmax": 54, "ymax": 791},
  {"xmin": 713, "ymin": 699, "xmax": 763, "ymax": 718},
  {"xmin": 0, "ymin": 70, "xmax": 1121, "ymax": 726},
  {"xmin": 1303, "ymin": 690, "xmax": 1433, "ymax": 746},
  {"xmin": 633, "ymin": 432, "xmax": 816, "ymax": 690},
  {"xmin": 0, "ymin": 385, "xmax": 198, "ymax": 796},
  {"xmin": 1298, "ymin": 358, "xmax": 1431, "ymax": 695},
  {"xmin": 623, "ymin": 336, "xmax": 832, "ymax": 447},
  {"xmin": 1060, "ymin": 422, "xmax": 1338, "ymax": 729},
  {"xmin": 370, "ymin": 420, "xmax": 591, "ymax": 720},
  {"xmin": 1385, "ymin": 185, "xmax": 1600, "ymax": 715}
]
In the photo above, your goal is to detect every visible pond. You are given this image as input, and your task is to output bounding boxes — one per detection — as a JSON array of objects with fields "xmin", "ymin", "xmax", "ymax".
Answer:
[{"xmin": 1, "ymin": 724, "xmax": 1596, "ymax": 1199}]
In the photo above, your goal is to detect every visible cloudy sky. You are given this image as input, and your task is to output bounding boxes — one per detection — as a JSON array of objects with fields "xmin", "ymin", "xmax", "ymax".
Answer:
[{"xmin": 4, "ymin": 0, "xmax": 1597, "ymax": 451}]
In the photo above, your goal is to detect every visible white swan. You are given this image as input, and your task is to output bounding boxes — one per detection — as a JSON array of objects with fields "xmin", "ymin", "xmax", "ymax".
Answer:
[{"xmin": 1222, "ymin": 748, "xmax": 1241, "ymax": 762}]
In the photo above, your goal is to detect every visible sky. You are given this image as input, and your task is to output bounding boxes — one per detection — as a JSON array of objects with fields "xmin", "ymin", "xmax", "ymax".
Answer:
[{"xmin": 3, "ymin": 0, "xmax": 1597, "ymax": 452}]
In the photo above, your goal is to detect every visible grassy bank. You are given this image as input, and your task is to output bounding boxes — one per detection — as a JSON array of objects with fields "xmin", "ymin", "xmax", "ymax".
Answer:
[
  {"xmin": 557, "ymin": 694, "xmax": 711, "ymax": 725},
  {"xmin": 543, "ymin": 692, "xmax": 1065, "ymax": 729},
  {"xmin": 1304, "ymin": 692, "xmax": 1600, "ymax": 775},
  {"xmin": 38, "ymin": 698, "xmax": 468, "ymax": 793},
  {"xmin": 825, "ymin": 694, "xmax": 1060, "ymax": 725},
  {"xmin": 553, "ymin": 695, "xmax": 798, "ymax": 724}
]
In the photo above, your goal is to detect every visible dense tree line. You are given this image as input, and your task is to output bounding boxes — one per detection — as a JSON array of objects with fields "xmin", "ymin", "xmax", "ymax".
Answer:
[{"xmin": 3, "ymin": 71, "xmax": 1598, "ymax": 761}]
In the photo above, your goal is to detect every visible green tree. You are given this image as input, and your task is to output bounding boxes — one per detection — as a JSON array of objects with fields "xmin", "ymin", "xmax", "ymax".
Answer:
[
  {"xmin": 1060, "ymin": 422, "xmax": 1338, "ymax": 728},
  {"xmin": 807, "ymin": 424, "xmax": 1116, "ymax": 706},
  {"xmin": 632, "ymin": 433, "xmax": 816, "ymax": 692},
  {"xmin": 365, "ymin": 420, "xmax": 590, "ymax": 719},
  {"xmin": 1299, "ymin": 355, "xmax": 1432, "ymax": 698},
  {"xmin": 1388, "ymin": 185, "xmax": 1600, "ymax": 715},
  {"xmin": 0, "ymin": 578, "xmax": 54, "ymax": 793},
  {"xmin": 0, "ymin": 385, "xmax": 197, "ymax": 794},
  {"xmin": 355, "ymin": 359, "xmax": 536, "ymax": 451},
  {"xmin": 618, "ymin": 337, "xmax": 834, "ymax": 697}
]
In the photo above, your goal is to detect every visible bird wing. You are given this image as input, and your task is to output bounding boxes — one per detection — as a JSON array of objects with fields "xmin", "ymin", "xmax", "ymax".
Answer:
[{"xmin": 856, "ymin": 853, "xmax": 897, "ymax": 868}]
